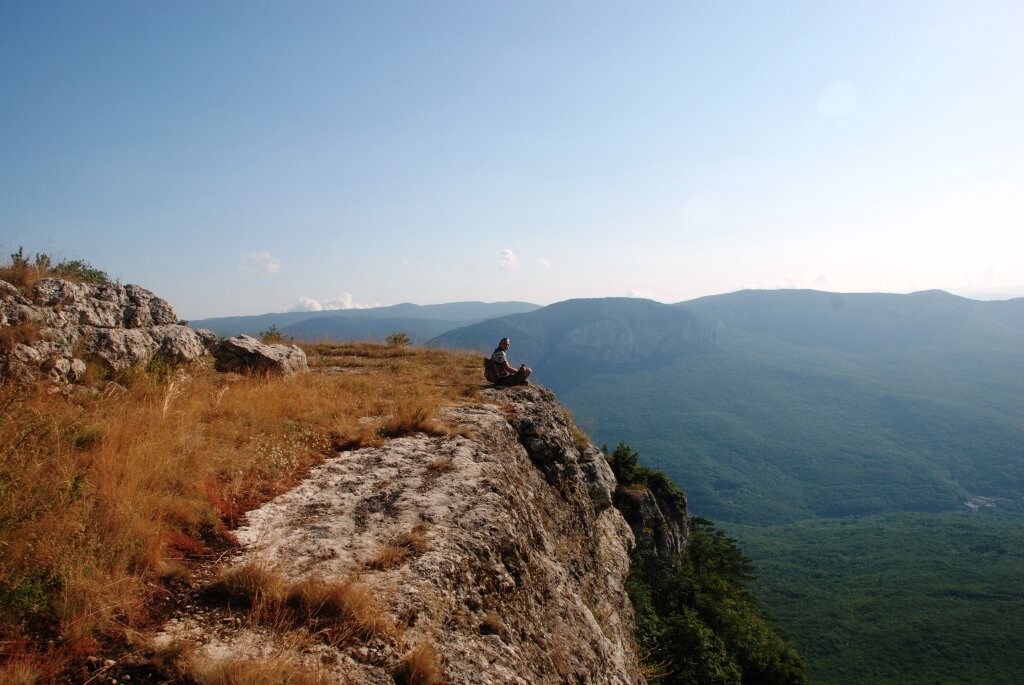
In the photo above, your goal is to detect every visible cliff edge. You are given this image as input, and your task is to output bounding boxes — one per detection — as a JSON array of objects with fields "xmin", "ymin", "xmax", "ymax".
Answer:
[{"xmin": 159, "ymin": 386, "xmax": 645, "ymax": 684}]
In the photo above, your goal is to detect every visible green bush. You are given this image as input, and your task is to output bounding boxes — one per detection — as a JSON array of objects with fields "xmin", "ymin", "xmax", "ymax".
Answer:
[
  {"xmin": 51, "ymin": 258, "xmax": 109, "ymax": 285},
  {"xmin": 259, "ymin": 325, "xmax": 293, "ymax": 344},
  {"xmin": 3, "ymin": 247, "xmax": 110, "ymax": 287},
  {"xmin": 386, "ymin": 331, "xmax": 411, "ymax": 347}
]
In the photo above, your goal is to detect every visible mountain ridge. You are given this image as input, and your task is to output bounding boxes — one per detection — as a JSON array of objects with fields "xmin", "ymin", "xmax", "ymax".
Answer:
[{"xmin": 189, "ymin": 300, "xmax": 541, "ymax": 338}]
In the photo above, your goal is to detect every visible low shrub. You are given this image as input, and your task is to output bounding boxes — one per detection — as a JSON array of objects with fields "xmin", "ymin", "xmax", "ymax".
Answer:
[{"xmin": 0, "ymin": 247, "xmax": 110, "ymax": 291}]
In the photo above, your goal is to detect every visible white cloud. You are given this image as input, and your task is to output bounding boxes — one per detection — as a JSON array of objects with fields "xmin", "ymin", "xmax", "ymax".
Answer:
[
  {"xmin": 818, "ymin": 83, "xmax": 858, "ymax": 121},
  {"xmin": 534, "ymin": 258, "xmax": 552, "ymax": 270},
  {"xmin": 287, "ymin": 292, "xmax": 383, "ymax": 312},
  {"xmin": 626, "ymin": 288, "xmax": 660, "ymax": 300},
  {"xmin": 239, "ymin": 251, "xmax": 281, "ymax": 275},
  {"xmin": 291, "ymin": 296, "xmax": 323, "ymax": 312},
  {"xmin": 497, "ymin": 248, "xmax": 521, "ymax": 271}
]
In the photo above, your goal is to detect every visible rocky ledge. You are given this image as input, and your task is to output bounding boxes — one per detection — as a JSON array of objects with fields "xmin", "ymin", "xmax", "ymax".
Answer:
[{"xmin": 158, "ymin": 386, "xmax": 648, "ymax": 684}]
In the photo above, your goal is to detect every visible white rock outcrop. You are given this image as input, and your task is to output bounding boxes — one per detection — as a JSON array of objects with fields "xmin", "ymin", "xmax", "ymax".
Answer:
[{"xmin": 0, "ymin": 277, "xmax": 217, "ymax": 386}]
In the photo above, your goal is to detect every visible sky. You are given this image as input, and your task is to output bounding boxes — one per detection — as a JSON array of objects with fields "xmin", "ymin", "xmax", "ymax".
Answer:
[{"xmin": 1, "ymin": 1, "xmax": 1022, "ymax": 319}]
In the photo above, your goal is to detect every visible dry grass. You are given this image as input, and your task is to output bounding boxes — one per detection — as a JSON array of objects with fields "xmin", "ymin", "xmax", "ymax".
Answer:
[
  {"xmin": 186, "ymin": 654, "xmax": 325, "ymax": 685},
  {"xmin": 207, "ymin": 562, "xmax": 399, "ymax": 643},
  {"xmin": 562, "ymin": 408, "xmax": 591, "ymax": 454},
  {"xmin": 367, "ymin": 522, "xmax": 430, "ymax": 571},
  {"xmin": 0, "ymin": 262, "xmax": 46, "ymax": 292},
  {"xmin": 0, "ymin": 320, "xmax": 41, "ymax": 356},
  {"xmin": 286, "ymin": 575, "xmax": 398, "ymax": 641},
  {"xmin": 214, "ymin": 561, "xmax": 288, "ymax": 608},
  {"xmin": 0, "ymin": 658, "xmax": 42, "ymax": 685},
  {"xmin": 426, "ymin": 455, "xmax": 454, "ymax": 474},
  {"xmin": 479, "ymin": 612, "xmax": 507, "ymax": 639},
  {"xmin": 0, "ymin": 249, "xmax": 109, "ymax": 293},
  {"xmin": 393, "ymin": 641, "xmax": 443, "ymax": 685},
  {"xmin": 144, "ymin": 631, "xmax": 328, "ymax": 685},
  {"xmin": 0, "ymin": 342, "xmax": 478, "ymax": 675}
]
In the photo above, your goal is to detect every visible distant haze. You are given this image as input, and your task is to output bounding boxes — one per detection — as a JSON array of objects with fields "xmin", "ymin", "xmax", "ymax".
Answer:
[{"xmin": 2, "ymin": 2, "xmax": 1022, "ymax": 318}]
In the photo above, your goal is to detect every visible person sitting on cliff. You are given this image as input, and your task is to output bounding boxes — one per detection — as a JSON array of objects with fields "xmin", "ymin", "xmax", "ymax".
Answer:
[{"xmin": 491, "ymin": 337, "xmax": 532, "ymax": 387}]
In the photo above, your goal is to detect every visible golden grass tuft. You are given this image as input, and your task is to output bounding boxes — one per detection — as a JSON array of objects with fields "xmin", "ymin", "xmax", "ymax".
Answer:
[
  {"xmin": 367, "ymin": 522, "xmax": 430, "ymax": 570},
  {"xmin": 186, "ymin": 654, "xmax": 324, "ymax": 685},
  {"xmin": 0, "ymin": 658, "xmax": 42, "ymax": 685},
  {"xmin": 479, "ymin": 612, "xmax": 507, "ymax": 638},
  {"xmin": 393, "ymin": 641, "xmax": 443, "ymax": 685},
  {"xmin": 379, "ymin": 393, "xmax": 441, "ymax": 438},
  {"xmin": 208, "ymin": 564, "xmax": 399, "ymax": 643},
  {"xmin": 213, "ymin": 561, "xmax": 288, "ymax": 608},
  {"xmin": 0, "ymin": 341, "xmax": 478, "ymax": 675},
  {"xmin": 426, "ymin": 455, "xmax": 454, "ymax": 473},
  {"xmin": 286, "ymin": 575, "xmax": 399, "ymax": 641}
]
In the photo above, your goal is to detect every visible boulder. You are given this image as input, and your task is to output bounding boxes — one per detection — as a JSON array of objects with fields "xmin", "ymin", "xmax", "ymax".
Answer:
[
  {"xmin": 124, "ymin": 284, "xmax": 178, "ymax": 327},
  {"xmin": 212, "ymin": 335, "xmax": 308, "ymax": 375}
]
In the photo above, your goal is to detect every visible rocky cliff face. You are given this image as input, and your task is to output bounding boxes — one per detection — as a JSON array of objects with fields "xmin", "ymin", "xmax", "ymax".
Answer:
[
  {"xmin": 0, "ymin": 277, "xmax": 216, "ymax": 385},
  {"xmin": 159, "ymin": 386, "xmax": 653, "ymax": 684},
  {"xmin": 614, "ymin": 484, "xmax": 689, "ymax": 557}
]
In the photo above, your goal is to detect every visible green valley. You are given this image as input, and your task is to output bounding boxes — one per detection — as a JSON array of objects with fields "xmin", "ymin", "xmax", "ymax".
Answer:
[{"xmin": 433, "ymin": 289, "xmax": 1024, "ymax": 683}]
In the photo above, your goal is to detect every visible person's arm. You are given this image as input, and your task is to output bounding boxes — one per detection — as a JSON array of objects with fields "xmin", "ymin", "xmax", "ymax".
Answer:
[{"xmin": 503, "ymin": 360, "xmax": 518, "ymax": 374}]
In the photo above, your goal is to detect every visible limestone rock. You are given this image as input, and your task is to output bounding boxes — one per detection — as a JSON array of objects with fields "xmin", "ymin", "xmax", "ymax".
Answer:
[
  {"xmin": 0, "ymin": 277, "xmax": 217, "ymax": 387},
  {"xmin": 124, "ymin": 284, "xmax": 178, "ymax": 327},
  {"xmin": 503, "ymin": 385, "xmax": 618, "ymax": 510},
  {"xmin": 614, "ymin": 483, "xmax": 689, "ymax": 556},
  {"xmin": 212, "ymin": 334, "xmax": 308, "ymax": 375}
]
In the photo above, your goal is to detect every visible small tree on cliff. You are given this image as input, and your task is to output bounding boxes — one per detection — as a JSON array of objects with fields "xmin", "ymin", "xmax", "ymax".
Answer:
[{"xmin": 606, "ymin": 441, "xmax": 641, "ymax": 485}]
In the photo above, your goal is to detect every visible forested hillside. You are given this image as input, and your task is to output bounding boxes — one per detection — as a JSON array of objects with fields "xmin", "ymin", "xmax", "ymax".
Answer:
[{"xmin": 432, "ymin": 289, "xmax": 1024, "ymax": 683}]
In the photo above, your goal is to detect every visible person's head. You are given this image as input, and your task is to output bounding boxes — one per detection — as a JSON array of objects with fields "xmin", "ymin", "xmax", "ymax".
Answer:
[{"xmin": 498, "ymin": 337, "xmax": 510, "ymax": 350}]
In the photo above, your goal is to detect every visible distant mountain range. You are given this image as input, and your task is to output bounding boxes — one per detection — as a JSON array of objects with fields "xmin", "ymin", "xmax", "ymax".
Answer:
[
  {"xmin": 431, "ymin": 297, "xmax": 715, "ymax": 387},
  {"xmin": 427, "ymin": 289, "xmax": 1023, "ymax": 522},
  {"xmin": 188, "ymin": 301, "xmax": 540, "ymax": 342}
]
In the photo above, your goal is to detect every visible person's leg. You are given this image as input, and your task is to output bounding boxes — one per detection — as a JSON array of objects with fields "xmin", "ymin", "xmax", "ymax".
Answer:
[
  {"xmin": 512, "ymin": 366, "xmax": 532, "ymax": 385},
  {"xmin": 494, "ymin": 374, "xmax": 515, "ymax": 387}
]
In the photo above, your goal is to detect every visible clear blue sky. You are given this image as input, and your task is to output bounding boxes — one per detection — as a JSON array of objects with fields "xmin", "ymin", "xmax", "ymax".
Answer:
[{"xmin": 2, "ymin": 1, "xmax": 1022, "ymax": 319}]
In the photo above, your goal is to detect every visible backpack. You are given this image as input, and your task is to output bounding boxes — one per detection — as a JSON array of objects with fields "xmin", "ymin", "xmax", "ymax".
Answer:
[{"xmin": 483, "ymin": 356, "xmax": 501, "ymax": 383}]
